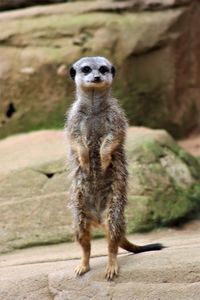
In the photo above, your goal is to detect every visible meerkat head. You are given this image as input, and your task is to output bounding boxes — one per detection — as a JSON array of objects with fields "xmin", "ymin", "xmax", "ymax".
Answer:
[{"xmin": 69, "ymin": 56, "xmax": 116, "ymax": 91}]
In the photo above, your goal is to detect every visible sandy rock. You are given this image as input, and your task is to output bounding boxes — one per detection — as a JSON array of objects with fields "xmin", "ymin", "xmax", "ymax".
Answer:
[
  {"xmin": 0, "ymin": 130, "xmax": 65, "ymax": 178},
  {"xmin": 126, "ymin": 127, "xmax": 200, "ymax": 232},
  {"xmin": 0, "ymin": 1, "xmax": 192, "ymax": 18},
  {"xmin": 0, "ymin": 0, "xmax": 66, "ymax": 11},
  {"xmin": 0, "ymin": 130, "xmax": 71, "ymax": 253},
  {"xmin": 0, "ymin": 225, "xmax": 200, "ymax": 299},
  {"xmin": 179, "ymin": 134, "xmax": 200, "ymax": 157}
]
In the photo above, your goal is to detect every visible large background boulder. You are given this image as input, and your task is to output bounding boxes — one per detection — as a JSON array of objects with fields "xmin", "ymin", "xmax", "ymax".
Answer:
[
  {"xmin": 126, "ymin": 128, "xmax": 200, "ymax": 232},
  {"xmin": 0, "ymin": 0, "xmax": 200, "ymax": 139},
  {"xmin": 0, "ymin": 128, "xmax": 199, "ymax": 254}
]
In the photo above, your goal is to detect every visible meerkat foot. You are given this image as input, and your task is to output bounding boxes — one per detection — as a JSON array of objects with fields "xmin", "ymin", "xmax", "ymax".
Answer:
[
  {"xmin": 105, "ymin": 262, "xmax": 119, "ymax": 280},
  {"xmin": 75, "ymin": 264, "xmax": 90, "ymax": 276}
]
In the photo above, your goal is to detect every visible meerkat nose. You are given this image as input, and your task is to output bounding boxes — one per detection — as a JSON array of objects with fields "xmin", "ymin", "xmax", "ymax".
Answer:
[{"xmin": 93, "ymin": 76, "xmax": 101, "ymax": 82}]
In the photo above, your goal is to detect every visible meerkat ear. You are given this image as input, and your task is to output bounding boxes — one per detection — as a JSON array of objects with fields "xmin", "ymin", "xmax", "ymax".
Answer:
[
  {"xmin": 69, "ymin": 66, "xmax": 76, "ymax": 80},
  {"xmin": 111, "ymin": 66, "xmax": 116, "ymax": 78}
]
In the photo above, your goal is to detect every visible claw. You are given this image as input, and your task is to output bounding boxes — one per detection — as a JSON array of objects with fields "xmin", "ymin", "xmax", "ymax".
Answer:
[
  {"xmin": 75, "ymin": 264, "xmax": 90, "ymax": 276},
  {"xmin": 105, "ymin": 262, "xmax": 119, "ymax": 280}
]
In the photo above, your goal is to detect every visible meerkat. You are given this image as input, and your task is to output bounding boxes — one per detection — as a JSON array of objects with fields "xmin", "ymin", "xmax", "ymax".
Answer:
[{"xmin": 65, "ymin": 56, "xmax": 162, "ymax": 280}]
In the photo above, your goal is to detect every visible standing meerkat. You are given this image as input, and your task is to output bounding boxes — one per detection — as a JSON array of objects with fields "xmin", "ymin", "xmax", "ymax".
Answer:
[{"xmin": 65, "ymin": 56, "xmax": 162, "ymax": 280}]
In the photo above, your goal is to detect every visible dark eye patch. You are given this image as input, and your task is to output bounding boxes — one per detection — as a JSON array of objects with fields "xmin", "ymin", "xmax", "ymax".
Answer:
[
  {"xmin": 81, "ymin": 66, "xmax": 92, "ymax": 74},
  {"xmin": 99, "ymin": 65, "xmax": 109, "ymax": 74}
]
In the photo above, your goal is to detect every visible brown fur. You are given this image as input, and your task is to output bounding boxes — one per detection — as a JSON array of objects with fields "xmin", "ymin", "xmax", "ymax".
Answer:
[{"xmin": 65, "ymin": 57, "xmax": 162, "ymax": 280}]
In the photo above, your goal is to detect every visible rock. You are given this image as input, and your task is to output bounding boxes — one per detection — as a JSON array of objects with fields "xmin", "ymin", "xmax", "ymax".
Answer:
[
  {"xmin": 0, "ymin": 0, "xmax": 200, "ymax": 139},
  {"xmin": 0, "ymin": 130, "xmax": 72, "ymax": 253},
  {"xmin": 0, "ymin": 128, "xmax": 199, "ymax": 254},
  {"xmin": 179, "ymin": 135, "xmax": 200, "ymax": 157},
  {"xmin": 0, "ymin": 0, "xmax": 192, "ymax": 15},
  {"xmin": 0, "ymin": 0, "xmax": 66, "ymax": 11},
  {"xmin": 0, "ymin": 225, "xmax": 200, "ymax": 299},
  {"xmin": 126, "ymin": 127, "xmax": 200, "ymax": 232}
]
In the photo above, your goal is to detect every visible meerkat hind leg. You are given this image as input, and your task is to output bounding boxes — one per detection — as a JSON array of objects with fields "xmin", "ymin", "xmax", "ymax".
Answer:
[
  {"xmin": 75, "ymin": 226, "xmax": 91, "ymax": 276},
  {"xmin": 106, "ymin": 242, "xmax": 119, "ymax": 280},
  {"xmin": 104, "ymin": 226, "xmax": 119, "ymax": 280}
]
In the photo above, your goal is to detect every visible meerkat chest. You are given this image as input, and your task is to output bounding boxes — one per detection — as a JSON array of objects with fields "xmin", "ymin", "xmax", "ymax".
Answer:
[{"xmin": 80, "ymin": 113, "xmax": 109, "ymax": 143}]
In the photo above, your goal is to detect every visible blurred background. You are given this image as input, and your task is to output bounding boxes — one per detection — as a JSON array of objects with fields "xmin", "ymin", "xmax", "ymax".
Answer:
[
  {"xmin": 0, "ymin": 0, "xmax": 200, "ymax": 139},
  {"xmin": 0, "ymin": 0, "xmax": 200, "ymax": 255}
]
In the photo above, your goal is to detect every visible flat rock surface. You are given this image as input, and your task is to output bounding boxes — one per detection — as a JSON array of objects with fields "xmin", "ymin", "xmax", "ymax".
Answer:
[{"xmin": 0, "ymin": 221, "xmax": 200, "ymax": 299}]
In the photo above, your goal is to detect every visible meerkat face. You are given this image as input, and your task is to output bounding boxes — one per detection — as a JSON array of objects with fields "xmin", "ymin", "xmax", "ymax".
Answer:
[{"xmin": 69, "ymin": 56, "xmax": 116, "ymax": 91}]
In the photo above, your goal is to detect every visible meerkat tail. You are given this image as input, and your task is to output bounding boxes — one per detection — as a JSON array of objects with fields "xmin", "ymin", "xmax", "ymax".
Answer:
[{"xmin": 119, "ymin": 237, "xmax": 163, "ymax": 253}]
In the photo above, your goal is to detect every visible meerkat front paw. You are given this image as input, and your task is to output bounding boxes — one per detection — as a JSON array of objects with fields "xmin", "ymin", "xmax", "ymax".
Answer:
[
  {"xmin": 100, "ymin": 153, "xmax": 111, "ymax": 171},
  {"xmin": 79, "ymin": 154, "xmax": 89, "ymax": 171},
  {"xmin": 75, "ymin": 264, "xmax": 90, "ymax": 276},
  {"xmin": 77, "ymin": 147, "xmax": 89, "ymax": 171},
  {"xmin": 105, "ymin": 261, "xmax": 119, "ymax": 280}
]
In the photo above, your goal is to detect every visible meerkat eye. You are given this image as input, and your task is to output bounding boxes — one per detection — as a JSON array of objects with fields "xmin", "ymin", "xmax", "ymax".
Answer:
[
  {"xmin": 99, "ymin": 66, "xmax": 109, "ymax": 75},
  {"xmin": 81, "ymin": 66, "xmax": 92, "ymax": 74}
]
